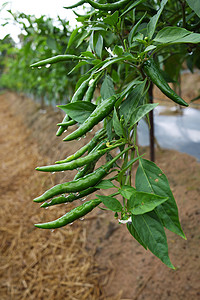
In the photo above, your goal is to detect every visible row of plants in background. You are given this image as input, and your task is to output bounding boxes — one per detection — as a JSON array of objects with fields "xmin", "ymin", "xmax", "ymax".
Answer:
[
  {"xmin": 31, "ymin": 0, "xmax": 200, "ymax": 270},
  {"xmin": 0, "ymin": 11, "xmax": 88, "ymax": 104}
]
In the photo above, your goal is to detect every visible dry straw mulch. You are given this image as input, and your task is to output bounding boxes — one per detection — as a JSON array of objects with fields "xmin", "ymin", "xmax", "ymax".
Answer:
[{"xmin": 0, "ymin": 92, "xmax": 119, "ymax": 300}]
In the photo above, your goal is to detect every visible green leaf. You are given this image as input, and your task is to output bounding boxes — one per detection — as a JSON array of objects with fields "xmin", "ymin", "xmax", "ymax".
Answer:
[
  {"xmin": 132, "ymin": 211, "xmax": 175, "ymax": 269},
  {"xmin": 67, "ymin": 27, "xmax": 79, "ymax": 50},
  {"xmin": 120, "ymin": 81, "xmax": 146, "ymax": 123},
  {"xmin": 98, "ymin": 55, "xmax": 132, "ymax": 73},
  {"xmin": 95, "ymin": 180, "xmax": 116, "ymax": 189},
  {"xmin": 68, "ymin": 61, "xmax": 88, "ymax": 75},
  {"xmin": 97, "ymin": 195, "xmax": 123, "ymax": 212},
  {"xmin": 147, "ymin": 0, "xmax": 168, "ymax": 40},
  {"xmin": 154, "ymin": 27, "xmax": 200, "ymax": 44},
  {"xmin": 119, "ymin": 185, "xmax": 136, "ymax": 199},
  {"xmin": 144, "ymin": 45, "xmax": 157, "ymax": 53},
  {"xmin": 104, "ymin": 11, "xmax": 119, "ymax": 26},
  {"xmin": 186, "ymin": 0, "xmax": 200, "ymax": 17},
  {"xmin": 100, "ymin": 75, "xmax": 115, "ymax": 100},
  {"xmin": 128, "ymin": 12, "xmax": 146, "ymax": 45},
  {"xmin": 135, "ymin": 158, "xmax": 186, "ymax": 239},
  {"xmin": 121, "ymin": 0, "xmax": 145, "ymax": 17},
  {"xmin": 58, "ymin": 102, "xmax": 96, "ymax": 124},
  {"xmin": 127, "ymin": 191, "xmax": 168, "ymax": 215},
  {"xmin": 127, "ymin": 222, "xmax": 147, "ymax": 249},
  {"xmin": 113, "ymin": 108, "xmax": 124, "ymax": 137},
  {"xmin": 95, "ymin": 34, "xmax": 103, "ymax": 59},
  {"xmin": 129, "ymin": 103, "xmax": 158, "ymax": 129},
  {"xmin": 81, "ymin": 51, "xmax": 95, "ymax": 59},
  {"xmin": 113, "ymin": 45, "xmax": 123, "ymax": 56}
]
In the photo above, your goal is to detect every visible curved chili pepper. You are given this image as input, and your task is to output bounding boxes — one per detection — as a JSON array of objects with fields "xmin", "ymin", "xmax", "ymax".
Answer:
[
  {"xmin": 34, "ymin": 146, "xmax": 132, "ymax": 203},
  {"xmin": 64, "ymin": 0, "xmax": 85, "ymax": 9},
  {"xmin": 35, "ymin": 199, "xmax": 101, "ymax": 229},
  {"xmin": 143, "ymin": 59, "xmax": 188, "ymax": 107},
  {"xmin": 63, "ymin": 95, "xmax": 118, "ymax": 141},
  {"xmin": 30, "ymin": 55, "xmax": 79, "ymax": 68},
  {"xmin": 83, "ymin": 0, "xmax": 130, "ymax": 11},
  {"xmin": 40, "ymin": 186, "xmax": 98, "ymax": 208},
  {"xmin": 55, "ymin": 128, "xmax": 106, "ymax": 164},
  {"xmin": 84, "ymin": 72, "xmax": 103, "ymax": 102},
  {"xmin": 57, "ymin": 119, "xmax": 77, "ymax": 127},
  {"xmin": 36, "ymin": 145, "xmax": 120, "ymax": 172}
]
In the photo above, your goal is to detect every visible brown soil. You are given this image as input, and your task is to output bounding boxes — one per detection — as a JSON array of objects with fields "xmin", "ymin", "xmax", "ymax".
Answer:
[{"xmin": 0, "ymin": 91, "xmax": 200, "ymax": 300}]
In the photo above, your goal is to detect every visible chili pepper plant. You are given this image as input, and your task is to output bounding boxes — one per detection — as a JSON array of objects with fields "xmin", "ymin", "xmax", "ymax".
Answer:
[{"xmin": 32, "ymin": 0, "xmax": 200, "ymax": 269}]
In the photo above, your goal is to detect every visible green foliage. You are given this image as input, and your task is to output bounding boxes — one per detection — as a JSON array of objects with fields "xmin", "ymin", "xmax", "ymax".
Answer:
[
  {"xmin": 0, "ymin": 12, "xmax": 87, "ymax": 104},
  {"xmin": 2, "ymin": 1, "xmax": 199, "ymax": 268}
]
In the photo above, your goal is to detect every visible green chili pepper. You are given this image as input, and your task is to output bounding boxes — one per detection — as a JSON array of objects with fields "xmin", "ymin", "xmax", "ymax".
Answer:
[
  {"xmin": 73, "ymin": 140, "xmax": 107, "ymax": 180},
  {"xmin": 35, "ymin": 199, "xmax": 101, "ymax": 229},
  {"xmin": 84, "ymin": 72, "xmax": 103, "ymax": 102},
  {"xmin": 55, "ymin": 128, "xmax": 106, "ymax": 164},
  {"xmin": 143, "ymin": 59, "xmax": 188, "ymax": 107},
  {"xmin": 30, "ymin": 55, "xmax": 79, "ymax": 68},
  {"xmin": 33, "ymin": 146, "xmax": 131, "ymax": 203},
  {"xmin": 40, "ymin": 186, "xmax": 98, "ymax": 208},
  {"xmin": 65, "ymin": 0, "xmax": 130, "ymax": 11},
  {"xmin": 74, "ymin": 161, "xmax": 96, "ymax": 180},
  {"xmin": 63, "ymin": 95, "xmax": 118, "ymax": 141},
  {"xmin": 64, "ymin": 0, "xmax": 85, "ymax": 9},
  {"xmin": 36, "ymin": 145, "xmax": 120, "ymax": 172},
  {"xmin": 57, "ymin": 119, "xmax": 77, "ymax": 127},
  {"xmin": 56, "ymin": 77, "xmax": 91, "ymax": 136}
]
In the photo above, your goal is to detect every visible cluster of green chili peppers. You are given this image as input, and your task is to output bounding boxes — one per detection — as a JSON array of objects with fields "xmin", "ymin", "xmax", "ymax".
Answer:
[
  {"xmin": 33, "ymin": 68, "xmax": 130, "ymax": 229},
  {"xmin": 32, "ymin": 0, "xmax": 189, "ymax": 230}
]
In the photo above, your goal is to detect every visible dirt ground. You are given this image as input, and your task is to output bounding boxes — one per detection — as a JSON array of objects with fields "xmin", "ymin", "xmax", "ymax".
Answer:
[{"xmin": 0, "ymin": 91, "xmax": 200, "ymax": 300}]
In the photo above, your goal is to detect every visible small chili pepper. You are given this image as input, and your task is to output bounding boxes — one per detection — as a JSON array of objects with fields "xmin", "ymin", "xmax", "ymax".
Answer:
[
  {"xmin": 56, "ymin": 77, "xmax": 91, "ymax": 136},
  {"xmin": 65, "ymin": 0, "xmax": 131, "ymax": 11},
  {"xmin": 35, "ymin": 199, "xmax": 101, "ymax": 229},
  {"xmin": 40, "ymin": 186, "xmax": 98, "ymax": 208},
  {"xmin": 64, "ymin": 0, "xmax": 85, "ymax": 9},
  {"xmin": 55, "ymin": 128, "xmax": 106, "ymax": 164},
  {"xmin": 84, "ymin": 72, "xmax": 103, "ymax": 102},
  {"xmin": 34, "ymin": 146, "xmax": 131, "ymax": 203},
  {"xmin": 74, "ymin": 160, "xmax": 96, "ymax": 180},
  {"xmin": 57, "ymin": 120, "xmax": 76, "ymax": 127},
  {"xmin": 30, "ymin": 55, "xmax": 79, "ymax": 68},
  {"xmin": 63, "ymin": 95, "xmax": 118, "ymax": 141},
  {"xmin": 73, "ymin": 140, "xmax": 107, "ymax": 179},
  {"xmin": 36, "ymin": 144, "xmax": 120, "ymax": 172},
  {"xmin": 143, "ymin": 59, "xmax": 188, "ymax": 107}
]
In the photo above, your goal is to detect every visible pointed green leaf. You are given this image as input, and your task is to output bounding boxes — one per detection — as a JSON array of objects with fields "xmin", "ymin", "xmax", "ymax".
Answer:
[
  {"xmin": 119, "ymin": 185, "xmax": 136, "ymax": 199},
  {"xmin": 135, "ymin": 158, "xmax": 186, "ymax": 239},
  {"xmin": 97, "ymin": 195, "xmax": 123, "ymax": 212},
  {"xmin": 67, "ymin": 27, "xmax": 79, "ymax": 50},
  {"xmin": 113, "ymin": 108, "xmax": 124, "ymax": 137},
  {"xmin": 58, "ymin": 102, "xmax": 96, "ymax": 124},
  {"xmin": 127, "ymin": 222, "xmax": 147, "ymax": 249},
  {"xmin": 186, "ymin": 0, "xmax": 200, "ymax": 17},
  {"xmin": 121, "ymin": 0, "xmax": 145, "ymax": 17},
  {"xmin": 120, "ymin": 81, "xmax": 146, "ymax": 123},
  {"xmin": 104, "ymin": 11, "xmax": 119, "ymax": 26},
  {"xmin": 154, "ymin": 27, "xmax": 200, "ymax": 44},
  {"xmin": 95, "ymin": 34, "xmax": 103, "ymax": 59},
  {"xmin": 128, "ymin": 12, "xmax": 146, "ymax": 45},
  {"xmin": 127, "ymin": 191, "xmax": 168, "ymax": 215},
  {"xmin": 100, "ymin": 74, "xmax": 115, "ymax": 100},
  {"xmin": 147, "ymin": 0, "xmax": 168, "ymax": 40},
  {"xmin": 132, "ymin": 211, "xmax": 175, "ymax": 269},
  {"xmin": 95, "ymin": 180, "xmax": 116, "ymax": 189},
  {"xmin": 129, "ymin": 103, "xmax": 158, "ymax": 129}
]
